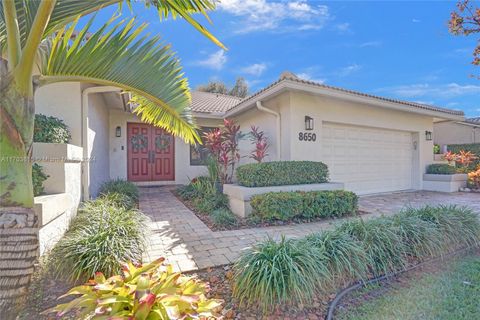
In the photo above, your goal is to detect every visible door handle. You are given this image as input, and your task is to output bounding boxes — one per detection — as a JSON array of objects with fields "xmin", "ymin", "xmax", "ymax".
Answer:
[{"xmin": 149, "ymin": 150, "xmax": 155, "ymax": 164}]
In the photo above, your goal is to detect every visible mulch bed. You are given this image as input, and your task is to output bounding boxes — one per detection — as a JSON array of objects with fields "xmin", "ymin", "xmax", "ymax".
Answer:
[{"xmin": 172, "ymin": 190, "xmax": 367, "ymax": 232}]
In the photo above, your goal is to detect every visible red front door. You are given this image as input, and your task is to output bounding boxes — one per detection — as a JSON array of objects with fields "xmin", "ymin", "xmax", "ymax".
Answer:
[{"xmin": 127, "ymin": 123, "xmax": 175, "ymax": 181}]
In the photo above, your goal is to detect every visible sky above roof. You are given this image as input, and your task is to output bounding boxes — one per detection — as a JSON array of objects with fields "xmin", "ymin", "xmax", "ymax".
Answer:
[{"xmin": 93, "ymin": 1, "xmax": 480, "ymax": 117}]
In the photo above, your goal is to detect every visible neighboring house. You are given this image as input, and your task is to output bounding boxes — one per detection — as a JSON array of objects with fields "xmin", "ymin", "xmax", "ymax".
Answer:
[
  {"xmin": 434, "ymin": 117, "xmax": 480, "ymax": 148},
  {"xmin": 34, "ymin": 72, "xmax": 464, "ymax": 197}
]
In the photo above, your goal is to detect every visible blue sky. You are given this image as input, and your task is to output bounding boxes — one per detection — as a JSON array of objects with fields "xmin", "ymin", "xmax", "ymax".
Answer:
[{"xmin": 94, "ymin": 1, "xmax": 480, "ymax": 117}]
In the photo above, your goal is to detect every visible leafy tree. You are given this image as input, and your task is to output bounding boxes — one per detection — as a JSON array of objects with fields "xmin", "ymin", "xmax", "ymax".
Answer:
[
  {"xmin": 0, "ymin": 1, "xmax": 222, "ymax": 317},
  {"xmin": 229, "ymin": 77, "xmax": 248, "ymax": 98},
  {"xmin": 449, "ymin": 0, "xmax": 480, "ymax": 66},
  {"xmin": 197, "ymin": 77, "xmax": 249, "ymax": 98},
  {"xmin": 197, "ymin": 80, "xmax": 228, "ymax": 94}
]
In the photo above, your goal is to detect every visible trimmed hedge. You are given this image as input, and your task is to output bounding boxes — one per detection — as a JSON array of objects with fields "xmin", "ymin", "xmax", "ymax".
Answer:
[
  {"xmin": 426, "ymin": 163, "xmax": 457, "ymax": 175},
  {"xmin": 236, "ymin": 161, "xmax": 329, "ymax": 187},
  {"xmin": 250, "ymin": 190, "xmax": 358, "ymax": 221},
  {"xmin": 447, "ymin": 143, "xmax": 480, "ymax": 156},
  {"xmin": 34, "ymin": 114, "xmax": 71, "ymax": 143}
]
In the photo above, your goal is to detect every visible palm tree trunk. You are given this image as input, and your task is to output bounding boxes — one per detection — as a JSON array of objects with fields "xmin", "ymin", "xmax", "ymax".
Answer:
[{"xmin": 0, "ymin": 59, "xmax": 38, "ymax": 319}]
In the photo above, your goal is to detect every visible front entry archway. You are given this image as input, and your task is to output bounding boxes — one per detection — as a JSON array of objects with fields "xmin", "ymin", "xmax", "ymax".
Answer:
[{"xmin": 127, "ymin": 123, "xmax": 175, "ymax": 182}]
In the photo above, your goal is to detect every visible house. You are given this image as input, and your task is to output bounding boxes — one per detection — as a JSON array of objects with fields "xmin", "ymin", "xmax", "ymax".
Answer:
[
  {"xmin": 434, "ymin": 117, "xmax": 480, "ymax": 149},
  {"xmin": 34, "ymin": 72, "xmax": 465, "ymax": 198}
]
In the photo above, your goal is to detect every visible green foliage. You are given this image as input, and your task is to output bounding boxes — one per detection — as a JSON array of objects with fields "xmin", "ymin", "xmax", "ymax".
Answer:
[
  {"xmin": 50, "ymin": 197, "xmax": 148, "ymax": 281},
  {"xmin": 250, "ymin": 190, "xmax": 358, "ymax": 221},
  {"xmin": 236, "ymin": 161, "xmax": 329, "ymax": 187},
  {"xmin": 433, "ymin": 144, "xmax": 441, "ymax": 154},
  {"xmin": 233, "ymin": 237, "xmax": 325, "ymax": 311},
  {"xmin": 426, "ymin": 163, "xmax": 457, "ymax": 174},
  {"xmin": 178, "ymin": 176, "xmax": 229, "ymax": 213},
  {"xmin": 211, "ymin": 208, "xmax": 238, "ymax": 227},
  {"xmin": 45, "ymin": 258, "xmax": 223, "ymax": 319},
  {"xmin": 32, "ymin": 163, "xmax": 48, "ymax": 196},
  {"xmin": 33, "ymin": 114, "xmax": 71, "ymax": 144},
  {"xmin": 98, "ymin": 179, "xmax": 139, "ymax": 209},
  {"xmin": 233, "ymin": 205, "xmax": 480, "ymax": 312},
  {"xmin": 197, "ymin": 77, "xmax": 249, "ymax": 98}
]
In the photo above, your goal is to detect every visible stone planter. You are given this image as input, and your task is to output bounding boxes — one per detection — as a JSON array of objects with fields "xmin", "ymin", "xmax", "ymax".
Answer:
[
  {"xmin": 223, "ymin": 182, "xmax": 345, "ymax": 218},
  {"xmin": 422, "ymin": 173, "xmax": 468, "ymax": 193}
]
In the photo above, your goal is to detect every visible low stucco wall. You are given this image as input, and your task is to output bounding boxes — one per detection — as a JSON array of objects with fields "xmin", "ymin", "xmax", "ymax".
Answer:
[
  {"xmin": 32, "ymin": 143, "xmax": 82, "ymax": 255},
  {"xmin": 422, "ymin": 173, "xmax": 468, "ymax": 193}
]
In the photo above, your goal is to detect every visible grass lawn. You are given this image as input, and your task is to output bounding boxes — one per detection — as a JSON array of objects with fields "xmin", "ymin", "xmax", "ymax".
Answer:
[{"xmin": 337, "ymin": 254, "xmax": 480, "ymax": 320}]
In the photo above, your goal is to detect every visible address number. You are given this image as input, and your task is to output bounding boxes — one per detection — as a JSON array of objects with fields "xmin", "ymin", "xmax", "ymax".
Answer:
[{"xmin": 299, "ymin": 132, "xmax": 316, "ymax": 142}]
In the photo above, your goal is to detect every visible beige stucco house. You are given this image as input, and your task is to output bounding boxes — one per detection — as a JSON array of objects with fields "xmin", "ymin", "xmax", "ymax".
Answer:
[
  {"xmin": 434, "ymin": 117, "xmax": 480, "ymax": 149},
  {"xmin": 34, "ymin": 72, "xmax": 465, "ymax": 199}
]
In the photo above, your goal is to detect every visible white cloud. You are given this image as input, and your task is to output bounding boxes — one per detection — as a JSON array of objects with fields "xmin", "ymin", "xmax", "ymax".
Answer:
[
  {"xmin": 297, "ymin": 72, "xmax": 326, "ymax": 84},
  {"xmin": 339, "ymin": 63, "xmax": 362, "ymax": 76},
  {"xmin": 196, "ymin": 50, "xmax": 227, "ymax": 70},
  {"xmin": 359, "ymin": 41, "xmax": 382, "ymax": 48},
  {"xmin": 335, "ymin": 22, "xmax": 351, "ymax": 33},
  {"xmin": 218, "ymin": 0, "xmax": 330, "ymax": 33},
  {"xmin": 412, "ymin": 18, "xmax": 421, "ymax": 23},
  {"xmin": 379, "ymin": 83, "xmax": 480, "ymax": 98},
  {"xmin": 241, "ymin": 63, "xmax": 267, "ymax": 76}
]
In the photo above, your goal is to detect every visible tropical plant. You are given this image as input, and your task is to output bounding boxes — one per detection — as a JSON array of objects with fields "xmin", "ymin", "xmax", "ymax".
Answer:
[
  {"xmin": 33, "ymin": 114, "xmax": 71, "ymax": 143},
  {"xmin": 50, "ymin": 197, "xmax": 148, "ymax": 282},
  {"xmin": 443, "ymin": 150, "xmax": 458, "ymax": 164},
  {"xmin": 0, "ymin": 1, "xmax": 223, "ymax": 314},
  {"xmin": 197, "ymin": 77, "xmax": 249, "ymax": 98},
  {"xmin": 211, "ymin": 208, "xmax": 237, "ymax": 227},
  {"xmin": 32, "ymin": 163, "xmax": 48, "ymax": 196},
  {"xmin": 44, "ymin": 258, "xmax": 223, "ymax": 319},
  {"xmin": 249, "ymin": 126, "xmax": 269, "ymax": 163},
  {"xmin": 467, "ymin": 166, "xmax": 480, "ymax": 189},
  {"xmin": 449, "ymin": 0, "xmax": 480, "ymax": 68},
  {"xmin": 98, "ymin": 178, "xmax": 139, "ymax": 209},
  {"xmin": 233, "ymin": 237, "xmax": 324, "ymax": 312},
  {"xmin": 203, "ymin": 118, "xmax": 243, "ymax": 184}
]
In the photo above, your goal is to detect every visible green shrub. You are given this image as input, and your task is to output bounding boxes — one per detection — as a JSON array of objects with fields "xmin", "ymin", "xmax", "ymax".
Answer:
[
  {"xmin": 236, "ymin": 161, "xmax": 329, "ymax": 187},
  {"xmin": 33, "ymin": 114, "xmax": 71, "ymax": 143},
  {"xmin": 233, "ymin": 205, "xmax": 480, "ymax": 312},
  {"xmin": 426, "ymin": 163, "xmax": 457, "ymax": 174},
  {"xmin": 32, "ymin": 163, "xmax": 48, "ymax": 196},
  {"xmin": 45, "ymin": 258, "xmax": 222, "ymax": 319},
  {"xmin": 99, "ymin": 179, "xmax": 139, "ymax": 208},
  {"xmin": 233, "ymin": 237, "xmax": 325, "ymax": 311},
  {"xmin": 250, "ymin": 190, "xmax": 358, "ymax": 221},
  {"xmin": 51, "ymin": 197, "xmax": 148, "ymax": 281},
  {"xmin": 178, "ymin": 176, "xmax": 229, "ymax": 213},
  {"xmin": 211, "ymin": 208, "xmax": 238, "ymax": 227}
]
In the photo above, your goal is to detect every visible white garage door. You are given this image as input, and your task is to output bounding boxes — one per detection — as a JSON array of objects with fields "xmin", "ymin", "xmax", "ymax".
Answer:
[{"xmin": 322, "ymin": 123, "xmax": 414, "ymax": 194}]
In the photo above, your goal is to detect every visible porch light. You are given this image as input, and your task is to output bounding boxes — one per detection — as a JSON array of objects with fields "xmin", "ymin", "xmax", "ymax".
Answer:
[
  {"xmin": 305, "ymin": 116, "xmax": 314, "ymax": 131},
  {"xmin": 425, "ymin": 131, "xmax": 432, "ymax": 141},
  {"xmin": 116, "ymin": 126, "xmax": 121, "ymax": 137}
]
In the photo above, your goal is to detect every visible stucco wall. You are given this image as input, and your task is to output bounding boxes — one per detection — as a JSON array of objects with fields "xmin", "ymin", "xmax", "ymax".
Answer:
[
  {"xmin": 87, "ymin": 92, "xmax": 110, "ymax": 197},
  {"xmin": 434, "ymin": 121, "xmax": 480, "ymax": 146},
  {"xmin": 35, "ymin": 82, "xmax": 83, "ymax": 146},
  {"xmin": 286, "ymin": 92, "xmax": 433, "ymax": 190}
]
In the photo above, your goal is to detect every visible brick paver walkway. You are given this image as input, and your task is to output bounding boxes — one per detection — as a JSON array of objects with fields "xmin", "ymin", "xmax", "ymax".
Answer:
[{"xmin": 141, "ymin": 187, "xmax": 479, "ymax": 272}]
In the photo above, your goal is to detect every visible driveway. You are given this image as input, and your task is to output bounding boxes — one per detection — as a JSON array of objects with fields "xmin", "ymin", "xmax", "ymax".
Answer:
[{"xmin": 140, "ymin": 188, "xmax": 479, "ymax": 272}]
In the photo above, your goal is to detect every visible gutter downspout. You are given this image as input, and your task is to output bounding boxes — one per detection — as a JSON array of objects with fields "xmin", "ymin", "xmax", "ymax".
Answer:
[
  {"xmin": 81, "ymin": 86, "xmax": 120, "ymax": 200},
  {"xmin": 256, "ymin": 101, "xmax": 281, "ymax": 160}
]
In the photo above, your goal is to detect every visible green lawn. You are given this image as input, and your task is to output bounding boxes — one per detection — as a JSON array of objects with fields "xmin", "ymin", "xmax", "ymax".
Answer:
[{"xmin": 337, "ymin": 255, "xmax": 480, "ymax": 320}]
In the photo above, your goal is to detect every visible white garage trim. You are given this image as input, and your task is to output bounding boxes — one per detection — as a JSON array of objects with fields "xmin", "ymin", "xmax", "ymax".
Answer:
[{"xmin": 322, "ymin": 122, "xmax": 415, "ymax": 195}]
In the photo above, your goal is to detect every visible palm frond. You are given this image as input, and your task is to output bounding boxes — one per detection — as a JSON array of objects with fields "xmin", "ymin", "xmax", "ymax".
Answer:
[{"xmin": 38, "ymin": 17, "xmax": 200, "ymax": 144}]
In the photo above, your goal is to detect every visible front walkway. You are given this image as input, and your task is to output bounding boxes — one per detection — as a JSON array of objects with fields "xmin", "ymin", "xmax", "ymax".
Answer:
[{"xmin": 140, "ymin": 187, "xmax": 479, "ymax": 272}]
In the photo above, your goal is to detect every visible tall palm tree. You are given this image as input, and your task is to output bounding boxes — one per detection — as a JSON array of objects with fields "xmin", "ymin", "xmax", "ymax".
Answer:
[{"xmin": 0, "ymin": 0, "xmax": 223, "ymax": 317}]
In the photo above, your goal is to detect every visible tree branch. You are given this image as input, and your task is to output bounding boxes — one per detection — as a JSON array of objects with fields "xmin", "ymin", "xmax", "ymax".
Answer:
[
  {"xmin": 14, "ymin": 0, "xmax": 57, "ymax": 96},
  {"xmin": 3, "ymin": 0, "xmax": 21, "ymax": 68}
]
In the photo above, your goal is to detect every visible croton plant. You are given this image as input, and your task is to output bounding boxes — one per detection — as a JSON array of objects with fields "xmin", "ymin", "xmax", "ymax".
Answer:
[{"xmin": 44, "ymin": 258, "xmax": 223, "ymax": 319}]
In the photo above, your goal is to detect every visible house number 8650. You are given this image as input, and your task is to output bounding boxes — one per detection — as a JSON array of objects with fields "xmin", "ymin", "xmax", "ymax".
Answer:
[{"xmin": 299, "ymin": 132, "xmax": 316, "ymax": 141}]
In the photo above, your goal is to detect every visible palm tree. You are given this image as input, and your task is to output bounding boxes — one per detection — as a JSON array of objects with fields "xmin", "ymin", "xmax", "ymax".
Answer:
[{"xmin": 0, "ymin": 0, "xmax": 223, "ymax": 317}]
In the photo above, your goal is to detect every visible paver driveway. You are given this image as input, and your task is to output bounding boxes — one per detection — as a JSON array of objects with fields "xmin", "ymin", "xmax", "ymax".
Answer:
[{"xmin": 141, "ymin": 187, "xmax": 479, "ymax": 272}]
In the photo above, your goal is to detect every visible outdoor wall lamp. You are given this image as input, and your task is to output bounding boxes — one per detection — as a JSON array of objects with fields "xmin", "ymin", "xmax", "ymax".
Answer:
[
  {"xmin": 305, "ymin": 116, "xmax": 314, "ymax": 131},
  {"xmin": 425, "ymin": 131, "xmax": 432, "ymax": 141},
  {"xmin": 116, "ymin": 126, "xmax": 121, "ymax": 137}
]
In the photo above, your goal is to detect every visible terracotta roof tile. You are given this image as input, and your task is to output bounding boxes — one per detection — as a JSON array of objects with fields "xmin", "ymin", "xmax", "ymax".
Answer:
[{"xmin": 190, "ymin": 91, "xmax": 241, "ymax": 114}]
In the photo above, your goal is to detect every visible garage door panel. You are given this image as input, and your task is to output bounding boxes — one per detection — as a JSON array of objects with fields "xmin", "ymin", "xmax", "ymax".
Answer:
[{"xmin": 322, "ymin": 123, "xmax": 413, "ymax": 195}]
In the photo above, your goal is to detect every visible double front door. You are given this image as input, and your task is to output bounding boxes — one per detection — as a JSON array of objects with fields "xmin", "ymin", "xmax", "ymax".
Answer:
[{"xmin": 127, "ymin": 123, "xmax": 175, "ymax": 181}]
